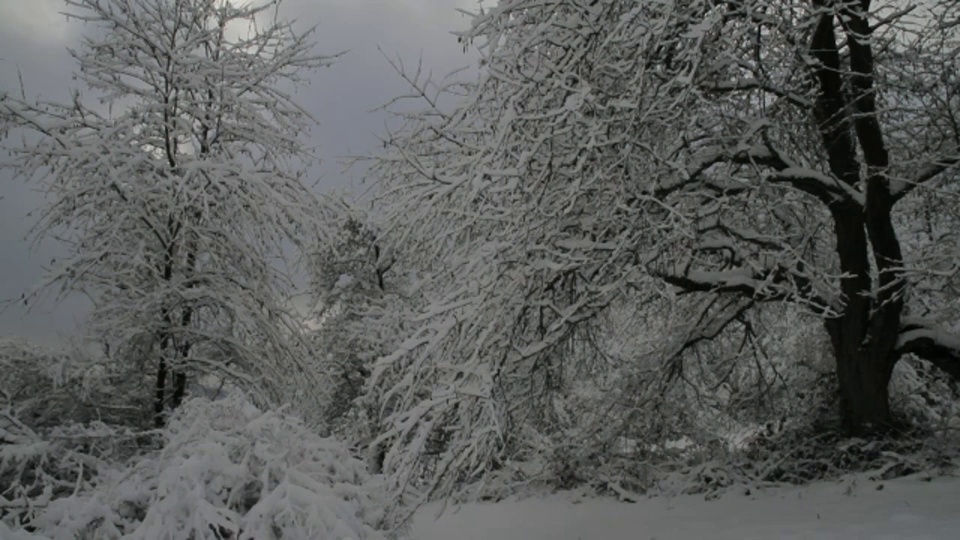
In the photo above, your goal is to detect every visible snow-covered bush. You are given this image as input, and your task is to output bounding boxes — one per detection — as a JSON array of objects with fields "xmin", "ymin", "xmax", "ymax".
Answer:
[
  {"xmin": 1, "ymin": 418, "xmax": 141, "ymax": 529},
  {"xmin": 1, "ymin": 338, "xmax": 152, "ymax": 529},
  {"xmin": 889, "ymin": 358, "xmax": 960, "ymax": 429},
  {"xmin": 5, "ymin": 394, "xmax": 391, "ymax": 539}
]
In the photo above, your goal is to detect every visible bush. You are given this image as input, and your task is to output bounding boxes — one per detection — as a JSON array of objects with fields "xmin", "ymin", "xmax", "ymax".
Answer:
[{"xmin": 4, "ymin": 394, "xmax": 391, "ymax": 539}]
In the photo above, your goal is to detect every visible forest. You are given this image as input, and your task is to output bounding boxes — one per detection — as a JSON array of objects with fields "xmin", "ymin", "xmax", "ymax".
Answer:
[{"xmin": 2, "ymin": 0, "xmax": 960, "ymax": 538}]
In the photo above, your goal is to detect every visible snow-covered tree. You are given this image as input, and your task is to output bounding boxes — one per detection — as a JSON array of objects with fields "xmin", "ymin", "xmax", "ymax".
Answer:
[
  {"xmin": 307, "ymin": 198, "xmax": 420, "ymax": 456},
  {"xmin": 369, "ymin": 0, "xmax": 960, "ymax": 499},
  {"xmin": 0, "ymin": 0, "xmax": 334, "ymax": 426}
]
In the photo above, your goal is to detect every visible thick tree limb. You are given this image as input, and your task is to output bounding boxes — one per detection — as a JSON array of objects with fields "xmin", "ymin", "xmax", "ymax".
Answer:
[
  {"xmin": 809, "ymin": 5, "xmax": 863, "ymax": 190},
  {"xmin": 839, "ymin": 1, "xmax": 890, "ymax": 175},
  {"xmin": 674, "ymin": 143, "xmax": 863, "ymax": 207},
  {"xmin": 766, "ymin": 167, "xmax": 863, "ymax": 207},
  {"xmin": 896, "ymin": 318, "xmax": 960, "ymax": 381},
  {"xmin": 657, "ymin": 263, "xmax": 831, "ymax": 314},
  {"xmin": 808, "ymin": 5, "xmax": 875, "ymax": 350}
]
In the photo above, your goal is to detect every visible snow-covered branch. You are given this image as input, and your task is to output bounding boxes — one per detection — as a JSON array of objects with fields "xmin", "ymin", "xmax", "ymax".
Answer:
[
  {"xmin": 657, "ymin": 262, "xmax": 830, "ymax": 314},
  {"xmin": 897, "ymin": 318, "xmax": 960, "ymax": 381}
]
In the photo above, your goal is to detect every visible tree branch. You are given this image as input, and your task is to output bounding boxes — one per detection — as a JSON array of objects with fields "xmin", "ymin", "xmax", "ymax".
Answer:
[
  {"xmin": 656, "ymin": 262, "xmax": 831, "ymax": 314},
  {"xmin": 891, "ymin": 152, "xmax": 960, "ymax": 203},
  {"xmin": 728, "ymin": 142, "xmax": 864, "ymax": 207},
  {"xmin": 700, "ymin": 78, "xmax": 813, "ymax": 109},
  {"xmin": 661, "ymin": 295, "xmax": 755, "ymax": 382}
]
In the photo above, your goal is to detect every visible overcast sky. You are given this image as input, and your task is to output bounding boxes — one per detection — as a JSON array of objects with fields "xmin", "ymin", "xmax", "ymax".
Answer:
[{"xmin": 0, "ymin": 0, "xmax": 478, "ymax": 341}]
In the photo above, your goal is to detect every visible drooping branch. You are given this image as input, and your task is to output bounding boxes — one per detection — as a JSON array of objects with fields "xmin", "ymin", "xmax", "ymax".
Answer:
[{"xmin": 661, "ymin": 295, "xmax": 755, "ymax": 381}]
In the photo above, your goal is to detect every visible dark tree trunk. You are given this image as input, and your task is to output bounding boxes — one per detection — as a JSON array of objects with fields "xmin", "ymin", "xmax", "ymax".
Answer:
[
  {"xmin": 823, "ymin": 208, "xmax": 898, "ymax": 434},
  {"xmin": 155, "ymin": 321, "xmax": 174, "ymax": 427},
  {"xmin": 169, "ymin": 308, "xmax": 192, "ymax": 410},
  {"xmin": 171, "ymin": 329, "xmax": 190, "ymax": 410},
  {"xmin": 170, "ymin": 237, "xmax": 198, "ymax": 411},
  {"xmin": 171, "ymin": 371, "xmax": 187, "ymax": 409},
  {"xmin": 155, "ymin": 241, "xmax": 177, "ymax": 428},
  {"xmin": 809, "ymin": 6, "xmax": 905, "ymax": 436},
  {"xmin": 832, "ymin": 346, "xmax": 894, "ymax": 435},
  {"xmin": 154, "ymin": 352, "xmax": 168, "ymax": 429}
]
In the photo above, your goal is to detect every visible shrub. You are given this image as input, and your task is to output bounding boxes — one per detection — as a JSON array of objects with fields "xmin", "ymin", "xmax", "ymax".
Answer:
[{"xmin": 5, "ymin": 394, "xmax": 391, "ymax": 539}]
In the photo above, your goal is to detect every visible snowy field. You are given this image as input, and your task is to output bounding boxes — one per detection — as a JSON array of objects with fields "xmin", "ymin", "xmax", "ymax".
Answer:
[{"xmin": 412, "ymin": 475, "xmax": 960, "ymax": 539}]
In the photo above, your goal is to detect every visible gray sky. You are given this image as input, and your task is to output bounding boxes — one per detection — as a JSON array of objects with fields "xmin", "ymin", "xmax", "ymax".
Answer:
[{"xmin": 0, "ymin": 0, "xmax": 477, "ymax": 340}]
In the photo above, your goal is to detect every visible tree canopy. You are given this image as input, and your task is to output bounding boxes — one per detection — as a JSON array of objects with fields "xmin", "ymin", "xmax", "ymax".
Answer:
[{"xmin": 368, "ymin": 0, "xmax": 960, "ymax": 500}]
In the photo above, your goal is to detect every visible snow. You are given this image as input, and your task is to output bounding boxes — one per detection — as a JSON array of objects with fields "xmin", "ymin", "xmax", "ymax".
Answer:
[
  {"xmin": 335, "ymin": 273, "xmax": 357, "ymax": 289},
  {"xmin": 412, "ymin": 475, "xmax": 960, "ymax": 539}
]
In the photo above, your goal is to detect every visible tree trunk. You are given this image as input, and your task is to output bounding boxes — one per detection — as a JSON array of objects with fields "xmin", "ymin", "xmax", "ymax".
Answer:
[
  {"xmin": 170, "ymin": 233, "xmax": 198, "ymax": 411},
  {"xmin": 171, "ymin": 371, "xmax": 187, "ymax": 409},
  {"xmin": 833, "ymin": 346, "xmax": 894, "ymax": 435},
  {"xmin": 170, "ymin": 308, "xmax": 192, "ymax": 410},
  {"xmin": 156, "ymin": 246, "xmax": 177, "ymax": 428},
  {"xmin": 154, "ymin": 353, "xmax": 168, "ymax": 429}
]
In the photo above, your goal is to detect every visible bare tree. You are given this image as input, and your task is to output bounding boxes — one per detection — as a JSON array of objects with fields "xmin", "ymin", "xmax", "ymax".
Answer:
[{"xmin": 1, "ymin": 0, "xmax": 335, "ymax": 426}]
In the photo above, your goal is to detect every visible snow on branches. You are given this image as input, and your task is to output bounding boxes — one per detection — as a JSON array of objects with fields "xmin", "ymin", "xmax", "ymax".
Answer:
[
  {"xmin": 366, "ymin": 0, "xmax": 960, "ymax": 501},
  {"xmin": 0, "ymin": 0, "xmax": 337, "ymax": 424}
]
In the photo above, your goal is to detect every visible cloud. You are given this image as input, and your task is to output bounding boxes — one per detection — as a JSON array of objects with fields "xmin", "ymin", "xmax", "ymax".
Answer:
[{"xmin": 0, "ymin": 0, "xmax": 74, "ymax": 45}]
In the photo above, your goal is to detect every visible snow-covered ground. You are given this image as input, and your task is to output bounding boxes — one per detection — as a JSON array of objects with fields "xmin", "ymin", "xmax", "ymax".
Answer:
[{"xmin": 412, "ymin": 474, "xmax": 960, "ymax": 539}]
